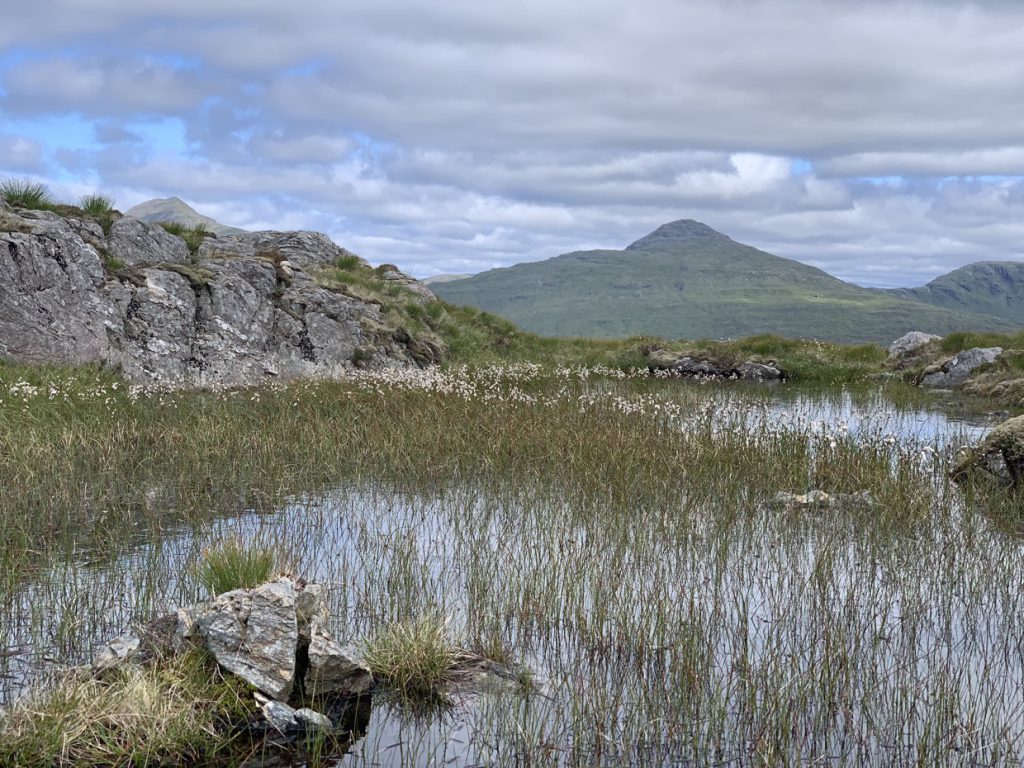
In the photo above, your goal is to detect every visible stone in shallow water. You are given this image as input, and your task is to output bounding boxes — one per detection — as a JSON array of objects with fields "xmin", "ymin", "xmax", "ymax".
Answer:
[
  {"xmin": 294, "ymin": 707, "xmax": 332, "ymax": 730},
  {"xmin": 92, "ymin": 631, "xmax": 141, "ymax": 670},
  {"xmin": 770, "ymin": 490, "xmax": 874, "ymax": 511},
  {"xmin": 304, "ymin": 624, "xmax": 373, "ymax": 698},
  {"xmin": 261, "ymin": 699, "xmax": 299, "ymax": 732},
  {"xmin": 180, "ymin": 577, "xmax": 299, "ymax": 701}
]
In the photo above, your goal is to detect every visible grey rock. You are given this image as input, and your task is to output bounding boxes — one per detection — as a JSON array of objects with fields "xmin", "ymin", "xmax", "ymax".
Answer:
[
  {"xmin": 0, "ymin": 209, "xmax": 442, "ymax": 386},
  {"xmin": 0, "ymin": 211, "xmax": 119, "ymax": 366},
  {"xmin": 921, "ymin": 347, "xmax": 1002, "ymax": 388},
  {"xmin": 770, "ymin": 489, "xmax": 874, "ymax": 511},
  {"xmin": 261, "ymin": 699, "xmax": 299, "ymax": 732},
  {"xmin": 295, "ymin": 583, "xmax": 327, "ymax": 644},
  {"xmin": 93, "ymin": 631, "xmax": 141, "ymax": 670},
  {"xmin": 196, "ymin": 230, "xmax": 363, "ymax": 271},
  {"xmin": 648, "ymin": 350, "xmax": 784, "ymax": 382},
  {"xmin": 736, "ymin": 361, "xmax": 783, "ymax": 382},
  {"xmin": 888, "ymin": 331, "xmax": 940, "ymax": 359},
  {"xmin": 294, "ymin": 707, "xmax": 333, "ymax": 730},
  {"xmin": 183, "ymin": 578, "xmax": 299, "ymax": 701},
  {"xmin": 952, "ymin": 414, "xmax": 1024, "ymax": 485},
  {"xmin": 106, "ymin": 216, "xmax": 189, "ymax": 265},
  {"xmin": 304, "ymin": 628, "xmax": 372, "ymax": 698}
]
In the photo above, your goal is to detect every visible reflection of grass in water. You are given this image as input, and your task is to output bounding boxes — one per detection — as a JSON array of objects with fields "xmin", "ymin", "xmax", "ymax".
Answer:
[{"xmin": 2, "ymin": 362, "xmax": 1022, "ymax": 765}]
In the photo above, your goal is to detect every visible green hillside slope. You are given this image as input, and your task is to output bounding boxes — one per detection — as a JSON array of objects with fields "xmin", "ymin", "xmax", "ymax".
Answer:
[
  {"xmin": 433, "ymin": 220, "xmax": 1018, "ymax": 343},
  {"xmin": 886, "ymin": 261, "xmax": 1024, "ymax": 325}
]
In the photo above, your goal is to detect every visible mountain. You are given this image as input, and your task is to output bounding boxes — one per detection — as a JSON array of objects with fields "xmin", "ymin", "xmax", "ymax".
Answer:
[
  {"xmin": 124, "ymin": 197, "xmax": 246, "ymax": 237},
  {"xmin": 432, "ymin": 220, "xmax": 1019, "ymax": 343},
  {"xmin": 423, "ymin": 273, "xmax": 472, "ymax": 285},
  {"xmin": 885, "ymin": 261, "xmax": 1024, "ymax": 325}
]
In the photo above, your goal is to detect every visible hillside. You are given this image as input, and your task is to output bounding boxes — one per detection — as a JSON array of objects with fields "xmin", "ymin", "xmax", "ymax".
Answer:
[
  {"xmin": 432, "ymin": 220, "xmax": 1019, "ymax": 343},
  {"xmin": 885, "ymin": 261, "xmax": 1024, "ymax": 325},
  {"xmin": 125, "ymin": 197, "xmax": 246, "ymax": 236}
]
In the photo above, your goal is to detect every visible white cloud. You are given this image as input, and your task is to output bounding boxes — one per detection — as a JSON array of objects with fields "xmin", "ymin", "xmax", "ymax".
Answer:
[{"xmin": 2, "ymin": 0, "xmax": 1024, "ymax": 286}]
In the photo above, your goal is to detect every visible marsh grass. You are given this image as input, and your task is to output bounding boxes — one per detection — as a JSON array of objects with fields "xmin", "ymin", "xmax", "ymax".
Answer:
[
  {"xmin": 0, "ymin": 363, "xmax": 1018, "ymax": 765},
  {"xmin": 364, "ymin": 615, "xmax": 460, "ymax": 701},
  {"xmin": 0, "ymin": 649, "xmax": 256, "ymax": 767},
  {"xmin": 194, "ymin": 539, "xmax": 277, "ymax": 596}
]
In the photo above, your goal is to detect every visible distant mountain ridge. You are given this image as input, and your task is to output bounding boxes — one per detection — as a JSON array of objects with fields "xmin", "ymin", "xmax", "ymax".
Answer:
[
  {"xmin": 432, "ymin": 219, "xmax": 1020, "ymax": 344},
  {"xmin": 883, "ymin": 261, "xmax": 1024, "ymax": 326},
  {"xmin": 125, "ymin": 197, "xmax": 246, "ymax": 237}
]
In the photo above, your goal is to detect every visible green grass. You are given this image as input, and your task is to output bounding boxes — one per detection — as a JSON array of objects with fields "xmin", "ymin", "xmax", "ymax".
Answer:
[
  {"xmin": 159, "ymin": 221, "xmax": 210, "ymax": 254},
  {"xmin": 1, "ymin": 179, "xmax": 57, "ymax": 211},
  {"xmin": 195, "ymin": 539, "xmax": 277, "ymax": 596},
  {"xmin": 79, "ymin": 194, "xmax": 116, "ymax": 234},
  {"xmin": 363, "ymin": 615, "xmax": 459, "ymax": 701},
  {"xmin": 0, "ymin": 649, "xmax": 256, "ymax": 767}
]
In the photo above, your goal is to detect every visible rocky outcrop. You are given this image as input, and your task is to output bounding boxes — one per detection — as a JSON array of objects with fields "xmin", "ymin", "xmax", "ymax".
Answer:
[
  {"xmin": 952, "ymin": 414, "xmax": 1024, "ymax": 485},
  {"xmin": 173, "ymin": 577, "xmax": 372, "ymax": 703},
  {"xmin": 888, "ymin": 331, "xmax": 940, "ymax": 359},
  {"xmin": 921, "ymin": 347, "xmax": 1002, "ymax": 388},
  {"xmin": 647, "ymin": 350, "xmax": 784, "ymax": 382},
  {"xmin": 0, "ymin": 202, "xmax": 442, "ymax": 387}
]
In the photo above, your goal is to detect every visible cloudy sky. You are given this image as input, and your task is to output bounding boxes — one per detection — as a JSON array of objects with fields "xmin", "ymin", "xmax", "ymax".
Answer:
[{"xmin": 2, "ymin": 0, "xmax": 1023, "ymax": 286}]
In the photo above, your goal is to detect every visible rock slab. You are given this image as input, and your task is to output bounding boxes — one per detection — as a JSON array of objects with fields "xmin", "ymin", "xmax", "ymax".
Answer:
[
  {"xmin": 921, "ymin": 347, "xmax": 1002, "ymax": 388},
  {"xmin": 184, "ymin": 579, "xmax": 300, "ymax": 701},
  {"xmin": 888, "ymin": 331, "xmax": 940, "ymax": 359},
  {"xmin": 0, "ymin": 207, "xmax": 442, "ymax": 386}
]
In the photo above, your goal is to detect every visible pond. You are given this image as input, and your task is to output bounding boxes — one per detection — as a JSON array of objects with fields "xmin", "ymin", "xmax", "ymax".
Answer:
[{"xmin": 2, "ymin": 374, "xmax": 1021, "ymax": 766}]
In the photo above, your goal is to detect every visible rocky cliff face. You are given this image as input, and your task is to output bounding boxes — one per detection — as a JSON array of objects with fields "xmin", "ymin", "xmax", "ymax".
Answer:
[{"xmin": 0, "ymin": 200, "xmax": 443, "ymax": 387}]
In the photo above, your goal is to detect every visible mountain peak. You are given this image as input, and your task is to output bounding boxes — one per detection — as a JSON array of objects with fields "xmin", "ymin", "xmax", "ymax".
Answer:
[{"xmin": 625, "ymin": 219, "xmax": 731, "ymax": 251}]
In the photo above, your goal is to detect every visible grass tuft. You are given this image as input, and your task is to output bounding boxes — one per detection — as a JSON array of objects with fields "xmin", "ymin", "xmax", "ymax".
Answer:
[
  {"xmin": 0, "ymin": 650, "xmax": 255, "ymax": 767},
  {"xmin": 159, "ymin": 221, "xmax": 210, "ymax": 255},
  {"xmin": 195, "ymin": 539, "xmax": 276, "ymax": 596},
  {"xmin": 364, "ymin": 615, "xmax": 459, "ymax": 700},
  {"xmin": 0, "ymin": 179, "xmax": 56, "ymax": 211},
  {"xmin": 78, "ymin": 194, "xmax": 116, "ymax": 233}
]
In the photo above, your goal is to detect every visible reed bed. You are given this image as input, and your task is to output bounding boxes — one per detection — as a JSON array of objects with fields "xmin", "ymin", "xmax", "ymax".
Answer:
[{"xmin": 0, "ymin": 362, "xmax": 1019, "ymax": 766}]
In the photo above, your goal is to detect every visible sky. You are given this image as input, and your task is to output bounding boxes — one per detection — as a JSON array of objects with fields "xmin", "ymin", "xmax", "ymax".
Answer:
[{"xmin": 2, "ymin": 0, "xmax": 1024, "ymax": 287}]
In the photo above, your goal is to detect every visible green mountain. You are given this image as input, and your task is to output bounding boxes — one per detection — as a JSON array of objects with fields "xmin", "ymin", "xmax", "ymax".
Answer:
[
  {"xmin": 124, "ymin": 197, "xmax": 246, "ymax": 237},
  {"xmin": 432, "ymin": 220, "xmax": 1019, "ymax": 343},
  {"xmin": 422, "ymin": 273, "xmax": 472, "ymax": 285},
  {"xmin": 885, "ymin": 261, "xmax": 1024, "ymax": 325}
]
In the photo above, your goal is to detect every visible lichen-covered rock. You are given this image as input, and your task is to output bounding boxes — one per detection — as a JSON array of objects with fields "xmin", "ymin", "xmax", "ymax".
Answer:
[
  {"xmin": 952, "ymin": 414, "xmax": 1024, "ymax": 485},
  {"xmin": 736, "ymin": 361, "xmax": 783, "ymax": 382},
  {"xmin": 196, "ymin": 230, "xmax": 363, "ymax": 271},
  {"xmin": 0, "ymin": 207, "xmax": 443, "ymax": 386},
  {"xmin": 888, "ymin": 331, "xmax": 940, "ymax": 359},
  {"xmin": 304, "ymin": 627, "xmax": 372, "ymax": 698},
  {"xmin": 105, "ymin": 216, "xmax": 189, "ymax": 265},
  {"xmin": 181, "ymin": 578, "xmax": 300, "ymax": 701},
  {"xmin": 921, "ymin": 347, "xmax": 1002, "ymax": 388}
]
